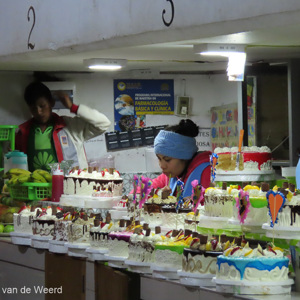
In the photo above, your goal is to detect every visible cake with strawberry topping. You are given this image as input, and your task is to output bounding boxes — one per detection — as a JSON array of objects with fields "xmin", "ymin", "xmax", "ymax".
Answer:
[
  {"xmin": 63, "ymin": 166, "xmax": 123, "ymax": 197},
  {"xmin": 32, "ymin": 206, "xmax": 63, "ymax": 238},
  {"xmin": 13, "ymin": 205, "xmax": 42, "ymax": 235}
]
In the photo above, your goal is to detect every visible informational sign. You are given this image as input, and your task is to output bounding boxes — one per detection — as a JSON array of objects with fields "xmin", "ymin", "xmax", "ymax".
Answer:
[
  {"xmin": 114, "ymin": 79, "xmax": 174, "ymax": 131},
  {"xmin": 210, "ymin": 103, "xmax": 238, "ymax": 151},
  {"xmin": 195, "ymin": 128, "xmax": 211, "ymax": 151},
  {"xmin": 105, "ymin": 125, "xmax": 166, "ymax": 151}
]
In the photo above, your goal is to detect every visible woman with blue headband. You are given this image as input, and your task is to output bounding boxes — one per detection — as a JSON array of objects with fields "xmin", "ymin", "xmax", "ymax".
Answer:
[{"xmin": 152, "ymin": 119, "xmax": 211, "ymax": 197}]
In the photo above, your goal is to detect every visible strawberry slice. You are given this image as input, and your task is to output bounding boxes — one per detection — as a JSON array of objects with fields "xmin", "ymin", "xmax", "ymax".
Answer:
[
  {"xmin": 78, "ymin": 169, "xmax": 82, "ymax": 175},
  {"xmin": 230, "ymin": 247, "xmax": 241, "ymax": 255},
  {"xmin": 190, "ymin": 238, "xmax": 200, "ymax": 248},
  {"xmin": 18, "ymin": 205, "xmax": 28, "ymax": 214},
  {"xmin": 211, "ymin": 238, "xmax": 218, "ymax": 250},
  {"xmin": 268, "ymin": 246, "xmax": 277, "ymax": 255},
  {"xmin": 166, "ymin": 230, "xmax": 173, "ymax": 238}
]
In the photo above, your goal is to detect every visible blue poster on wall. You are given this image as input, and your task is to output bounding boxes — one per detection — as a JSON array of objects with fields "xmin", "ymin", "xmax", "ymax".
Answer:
[{"xmin": 113, "ymin": 79, "xmax": 174, "ymax": 131}]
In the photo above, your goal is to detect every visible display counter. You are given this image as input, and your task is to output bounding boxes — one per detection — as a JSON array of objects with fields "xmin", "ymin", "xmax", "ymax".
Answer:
[{"xmin": 1, "ymin": 238, "xmax": 300, "ymax": 300}]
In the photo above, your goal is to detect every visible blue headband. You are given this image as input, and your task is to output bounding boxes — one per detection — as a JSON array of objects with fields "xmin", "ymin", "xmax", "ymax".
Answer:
[{"xmin": 154, "ymin": 130, "xmax": 198, "ymax": 160}]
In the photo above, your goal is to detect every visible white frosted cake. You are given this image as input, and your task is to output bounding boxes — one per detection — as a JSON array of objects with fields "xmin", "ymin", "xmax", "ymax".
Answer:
[
  {"xmin": 32, "ymin": 206, "xmax": 62, "ymax": 238},
  {"xmin": 64, "ymin": 167, "xmax": 123, "ymax": 197},
  {"xmin": 231, "ymin": 183, "xmax": 269, "ymax": 226},
  {"xmin": 216, "ymin": 243, "xmax": 289, "ymax": 282},
  {"xmin": 67, "ymin": 213, "xmax": 94, "ymax": 245},
  {"xmin": 203, "ymin": 184, "xmax": 239, "ymax": 218},
  {"xmin": 13, "ymin": 206, "xmax": 42, "ymax": 235}
]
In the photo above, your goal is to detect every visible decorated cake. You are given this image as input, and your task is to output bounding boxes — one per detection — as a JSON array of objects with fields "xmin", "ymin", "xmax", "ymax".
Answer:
[
  {"xmin": 107, "ymin": 219, "xmax": 136, "ymax": 258},
  {"xmin": 153, "ymin": 229, "xmax": 193, "ymax": 270},
  {"xmin": 182, "ymin": 234, "xmax": 230, "ymax": 276},
  {"xmin": 231, "ymin": 183, "xmax": 269, "ymax": 226},
  {"xmin": 13, "ymin": 205, "xmax": 42, "ymax": 235},
  {"xmin": 52, "ymin": 208, "xmax": 77, "ymax": 242},
  {"xmin": 89, "ymin": 213, "xmax": 116, "ymax": 249},
  {"xmin": 203, "ymin": 183, "xmax": 238, "ymax": 218},
  {"xmin": 263, "ymin": 184, "xmax": 300, "ymax": 233},
  {"xmin": 216, "ymin": 243, "xmax": 290, "ymax": 286},
  {"xmin": 63, "ymin": 167, "xmax": 123, "ymax": 197},
  {"xmin": 143, "ymin": 190, "xmax": 177, "ymax": 226},
  {"xmin": 32, "ymin": 206, "xmax": 62, "ymax": 238},
  {"xmin": 127, "ymin": 224, "xmax": 164, "ymax": 264},
  {"xmin": 214, "ymin": 146, "xmax": 272, "ymax": 172},
  {"xmin": 161, "ymin": 197, "xmax": 193, "ymax": 229},
  {"xmin": 67, "ymin": 211, "xmax": 94, "ymax": 245}
]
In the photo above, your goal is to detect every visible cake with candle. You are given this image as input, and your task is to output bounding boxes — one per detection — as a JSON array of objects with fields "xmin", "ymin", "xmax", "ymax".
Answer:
[{"xmin": 213, "ymin": 146, "xmax": 273, "ymax": 172}]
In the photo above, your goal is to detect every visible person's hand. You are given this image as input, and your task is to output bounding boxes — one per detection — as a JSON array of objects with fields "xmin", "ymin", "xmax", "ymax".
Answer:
[{"xmin": 53, "ymin": 91, "xmax": 72, "ymax": 109}]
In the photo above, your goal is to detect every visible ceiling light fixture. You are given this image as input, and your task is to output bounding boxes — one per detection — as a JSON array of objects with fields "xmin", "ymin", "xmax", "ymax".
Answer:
[
  {"xmin": 194, "ymin": 43, "xmax": 246, "ymax": 81},
  {"xmin": 193, "ymin": 43, "xmax": 245, "ymax": 56},
  {"xmin": 83, "ymin": 58, "xmax": 127, "ymax": 70}
]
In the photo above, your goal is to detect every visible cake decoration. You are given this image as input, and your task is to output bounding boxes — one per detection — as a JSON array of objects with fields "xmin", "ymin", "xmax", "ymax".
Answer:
[
  {"xmin": 235, "ymin": 189, "xmax": 250, "ymax": 224},
  {"xmin": 191, "ymin": 180, "xmax": 205, "ymax": 213},
  {"xmin": 175, "ymin": 179, "xmax": 184, "ymax": 212},
  {"xmin": 132, "ymin": 174, "xmax": 139, "ymax": 204},
  {"xmin": 139, "ymin": 176, "xmax": 153, "ymax": 209},
  {"xmin": 209, "ymin": 153, "xmax": 218, "ymax": 182},
  {"xmin": 267, "ymin": 190, "xmax": 286, "ymax": 227}
]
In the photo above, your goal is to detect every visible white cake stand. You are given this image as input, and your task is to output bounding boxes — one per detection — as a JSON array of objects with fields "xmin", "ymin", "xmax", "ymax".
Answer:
[
  {"xmin": 262, "ymin": 223, "xmax": 300, "ymax": 239},
  {"xmin": 177, "ymin": 270, "xmax": 215, "ymax": 287},
  {"xmin": 215, "ymin": 170, "xmax": 275, "ymax": 182},
  {"xmin": 151, "ymin": 263, "xmax": 180, "ymax": 280},
  {"xmin": 228, "ymin": 218, "xmax": 266, "ymax": 233},
  {"xmin": 213, "ymin": 277, "xmax": 294, "ymax": 295},
  {"xmin": 10, "ymin": 232, "xmax": 32, "ymax": 246},
  {"xmin": 48, "ymin": 240, "xmax": 68, "ymax": 254},
  {"xmin": 31, "ymin": 235, "xmax": 52, "ymax": 249},
  {"xmin": 104, "ymin": 254, "xmax": 128, "ymax": 269},
  {"xmin": 86, "ymin": 247, "xmax": 108, "ymax": 261},
  {"xmin": 65, "ymin": 242, "xmax": 89, "ymax": 258},
  {"xmin": 125, "ymin": 260, "xmax": 152, "ymax": 274},
  {"xmin": 198, "ymin": 215, "xmax": 240, "ymax": 230}
]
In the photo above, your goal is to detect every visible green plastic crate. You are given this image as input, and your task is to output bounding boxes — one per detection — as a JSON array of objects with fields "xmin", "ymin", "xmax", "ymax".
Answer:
[
  {"xmin": 8, "ymin": 182, "xmax": 52, "ymax": 201},
  {"xmin": 0, "ymin": 125, "xmax": 18, "ymax": 144}
]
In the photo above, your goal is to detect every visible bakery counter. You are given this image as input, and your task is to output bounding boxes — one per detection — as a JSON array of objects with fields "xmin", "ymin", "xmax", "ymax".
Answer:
[
  {"xmin": 140, "ymin": 275, "xmax": 299, "ymax": 300},
  {"xmin": 0, "ymin": 237, "xmax": 45, "ymax": 300},
  {"xmin": 1, "ymin": 238, "xmax": 300, "ymax": 300}
]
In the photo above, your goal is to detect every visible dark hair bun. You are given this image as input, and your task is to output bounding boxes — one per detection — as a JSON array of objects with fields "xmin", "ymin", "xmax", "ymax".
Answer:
[
  {"xmin": 177, "ymin": 119, "xmax": 199, "ymax": 137},
  {"xmin": 165, "ymin": 119, "xmax": 199, "ymax": 138}
]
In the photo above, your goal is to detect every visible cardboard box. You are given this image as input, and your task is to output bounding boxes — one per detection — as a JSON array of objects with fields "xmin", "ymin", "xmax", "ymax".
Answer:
[
  {"xmin": 95, "ymin": 262, "xmax": 140, "ymax": 300},
  {"xmin": 45, "ymin": 252, "xmax": 86, "ymax": 300}
]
